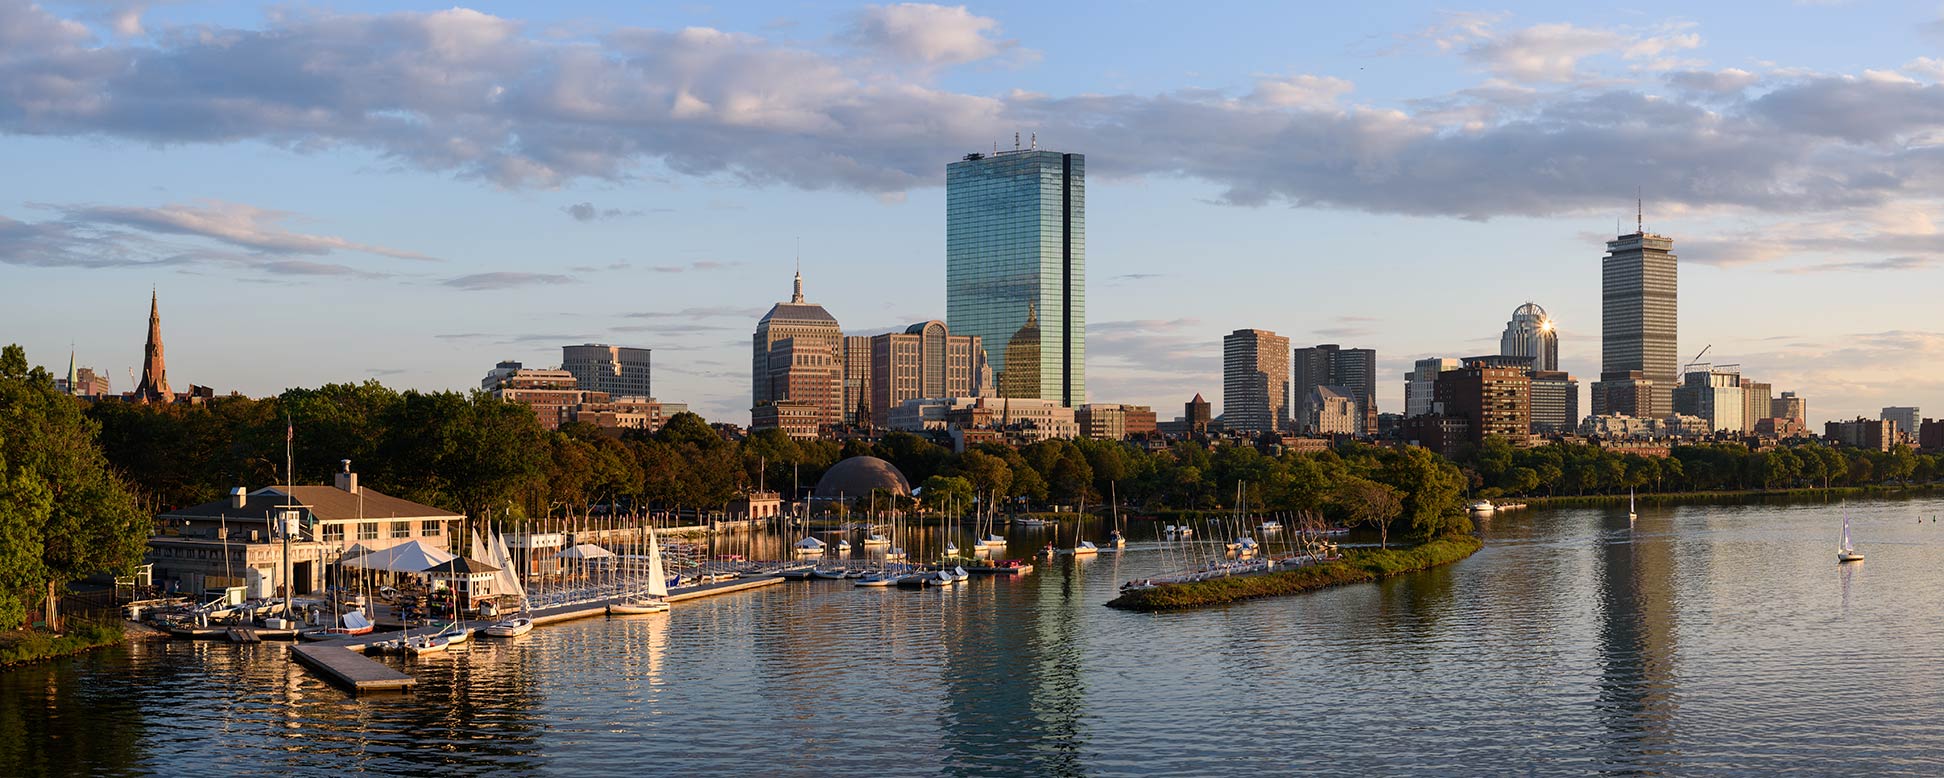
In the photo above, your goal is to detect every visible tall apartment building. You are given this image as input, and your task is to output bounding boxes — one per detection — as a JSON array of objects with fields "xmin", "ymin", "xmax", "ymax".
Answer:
[
  {"xmin": 1499, "ymin": 302, "xmax": 1560, "ymax": 371},
  {"xmin": 1222, "ymin": 329, "xmax": 1291, "ymax": 434},
  {"xmin": 947, "ymin": 145, "xmax": 1084, "ymax": 406},
  {"xmin": 562, "ymin": 344, "xmax": 651, "ymax": 400},
  {"xmin": 1293, "ymin": 344, "xmax": 1377, "ymax": 435},
  {"xmin": 1404, "ymin": 358, "xmax": 1461, "ymax": 418},
  {"xmin": 1434, "ymin": 357, "xmax": 1532, "ymax": 446},
  {"xmin": 1740, "ymin": 381, "xmax": 1772, "ymax": 434},
  {"xmin": 1772, "ymin": 392, "xmax": 1806, "ymax": 424},
  {"xmin": 1592, "ymin": 225, "xmax": 1677, "ymax": 416},
  {"xmin": 752, "ymin": 269, "xmax": 844, "ymax": 429},
  {"xmin": 1529, "ymin": 370, "xmax": 1580, "ymax": 436},
  {"xmin": 1882, "ymin": 406, "xmax": 1921, "ymax": 441},
  {"xmin": 1826, "ymin": 418, "xmax": 1895, "ymax": 451},
  {"xmin": 868, "ymin": 321, "xmax": 989, "ymax": 426},
  {"xmin": 843, "ymin": 335, "xmax": 872, "ymax": 427},
  {"xmin": 1303, "ymin": 385, "xmax": 1359, "ymax": 436}
]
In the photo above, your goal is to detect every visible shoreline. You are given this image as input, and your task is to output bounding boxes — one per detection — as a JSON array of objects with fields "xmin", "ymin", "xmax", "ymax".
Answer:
[
  {"xmin": 1511, "ymin": 483, "xmax": 1943, "ymax": 509},
  {"xmin": 1104, "ymin": 535, "xmax": 1483, "ymax": 612},
  {"xmin": 0, "ymin": 620, "xmax": 127, "ymax": 668}
]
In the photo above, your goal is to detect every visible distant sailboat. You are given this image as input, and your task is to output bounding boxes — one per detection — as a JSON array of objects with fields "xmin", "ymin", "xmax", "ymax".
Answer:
[
  {"xmin": 1629, "ymin": 488, "xmax": 1637, "ymax": 523},
  {"xmin": 1838, "ymin": 516, "xmax": 1864, "ymax": 563},
  {"xmin": 609, "ymin": 526, "xmax": 671, "ymax": 615}
]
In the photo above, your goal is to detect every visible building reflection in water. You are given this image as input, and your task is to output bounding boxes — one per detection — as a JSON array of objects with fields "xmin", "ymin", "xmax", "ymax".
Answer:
[{"xmin": 1595, "ymin": 508, "xmax": 1679, "ymax": 767}]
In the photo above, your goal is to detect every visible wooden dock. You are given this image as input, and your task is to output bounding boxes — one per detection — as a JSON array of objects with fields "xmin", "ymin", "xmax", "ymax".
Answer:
[
  {"xmin": 290, "ymin": 644, "xmax": 416, "ymax": 694},
  {"xmin": 293, "ymin": 575, "xmax": 786, "ymax": 693}
]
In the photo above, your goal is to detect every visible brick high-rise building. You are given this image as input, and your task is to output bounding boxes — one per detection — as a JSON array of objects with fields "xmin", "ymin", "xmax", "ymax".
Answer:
[
  {"xmin": 752, "ymin": 268, "xmax": 844, "ymax": 430},
  {"xmin": 1434, "ymin": 357, "xmax": 1532, "ymax": 446},
  {"xmin": 1740, "ymin": 380, "xmax": 1772, "ymax": 434},
  {"xmin": 868, "ymin": 321, "xmax": 988, "ymax": 427},
  {"xmin": 1529, "ymin": 370, "xmax": 1580, "ymax": 436},
  {"xmin": 1772, "ymin": 391, "xmax": 1806, "ymax": 425},
  {"xmin": 1223, "ymin": 328, "xmax": 1291, "ymax": 434},
  {"xmin": 1293, "ymin": 344, "xmax": 1378, "ymax": 435}
]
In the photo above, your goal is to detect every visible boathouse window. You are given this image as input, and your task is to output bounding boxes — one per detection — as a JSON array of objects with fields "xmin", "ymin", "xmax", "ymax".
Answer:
[
  {"xmin": 390, "ymin": 521, "xmax": 410, "ymax": 539},
  {"xmin": 421, "ymin": 521, "xmax": 442, "ymax": 537},
  {"xmin": 322, "ymin": 524, "xmax": 344, "ymax": 542},
  {"xmin": 357, "ymin": 522, "xmax": 378, "ymax": 540}
]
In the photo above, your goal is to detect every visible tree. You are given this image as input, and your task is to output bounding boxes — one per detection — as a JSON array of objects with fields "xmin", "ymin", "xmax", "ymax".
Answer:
[
  {"xmin": 1333, "ymin": 476, "xmax": 1403, "ymax": 549},
  {"xmin": 0, "ymin": 345, "xmax": 149, "ymax": 630}
]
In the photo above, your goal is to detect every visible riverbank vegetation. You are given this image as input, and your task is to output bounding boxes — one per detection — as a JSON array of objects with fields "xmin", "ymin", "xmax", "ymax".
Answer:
[
  {"xmin": 0, "ymin": 620, "xmax": 124, "ymax": 667},
  {"xmin": 1105, "ymin": 535, "xmax": 1483, "ymax": 611},
  {"xmin": 0, "ymin": 346, "xmax": 149, "ymax": 632},
  {"xmin": 1457, "ymin": 437, "xmax": 1942, "ymax": 499}
]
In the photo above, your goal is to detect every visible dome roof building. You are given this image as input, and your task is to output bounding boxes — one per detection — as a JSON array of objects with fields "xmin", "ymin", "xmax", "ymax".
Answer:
[
  {"xmin": 1499, "ymin": 302, "xmax": 1559, "ymax": 372},
  {"xmin": 812, "ymin": 456, "xmax": 912, "ymax": 499}
]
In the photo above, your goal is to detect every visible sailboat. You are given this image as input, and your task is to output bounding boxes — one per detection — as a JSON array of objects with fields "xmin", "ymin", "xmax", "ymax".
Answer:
[
  {"xmin": 609, "ymin": 524, "xmax": 672, "ymax": 614},
  {"xmin": 485, "ymin": 525, "xmax": 533, "ymax": 637},
  {"xmin": 1628, "ymin": 488, "xmax": 1637, "ymax": 523},
  {"xmin": 1838, "ymin": 516, "xmax": 1864, "ymax": 563},
  {"xmin": 1106, "ymin": 482, "xmax": 1126, "ymax": 550}
]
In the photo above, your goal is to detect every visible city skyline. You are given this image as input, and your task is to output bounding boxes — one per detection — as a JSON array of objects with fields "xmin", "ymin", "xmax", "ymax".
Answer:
[{"xmin": 5, "ymin": 1, "xmax": 1943, "ymax": 426}]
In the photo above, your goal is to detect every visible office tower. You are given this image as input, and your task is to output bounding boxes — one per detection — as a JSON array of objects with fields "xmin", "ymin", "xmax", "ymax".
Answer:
[
  {"xmin": 1739, "ymin": 381, "xmax": 1772, "ymax": 433},
  {"xmin": 1674, "ymin": 368, "xmax": 1743, "ymax": 435},
  {"xmin": 1293, "ymin": 344, "xmax": 1378, "ymax": 435},
  {"xmin": 1222, "ymin": 329, "xmax": 1291, "ymax": 434},
  {"xmin": 843, "ymin": 335, "xmax": 872, "ymax": 427},
  {"xmin": 946, "ymin": 144, "xmax": 1084, "ymax": 406},
  {"xmin": 1592, "ymin": 222, "xmax": 1677, "ymax": 416},
  {"xmin": 1773, "ymin": 391, "xmax": 1806, "ymax": 424},
  {"xmin": 1405, "ymin": 358, "xmax": 1461, "ymax": 418},
  {"xmin": 868, "ymin": 321, "xmax": 989, "ymax": 426},
  {"xmin": 1434, "ymin": 357, "xmax": 1532, "ymax": 446},
  {"xmin": 135, "ymin": 290, "xmax": 172, "ymax": 403},
  {"xmin": 1529, "ymin": 370, "xmax": 1580, "ymax": 435},
  {"xmin": 1499, "ymin": 302, "xmax": 1560, "ymax": 371},
  {"xmin": 562, "ymin": 344, "xmax": 652, "ymax": 400},
  {"xmin": 752, "ymin": 269, "xmax": 844, "ymax": 429},
  {"xmin": 1882, "ymin": 406, "xmax": 1921, "ymax": 441}
]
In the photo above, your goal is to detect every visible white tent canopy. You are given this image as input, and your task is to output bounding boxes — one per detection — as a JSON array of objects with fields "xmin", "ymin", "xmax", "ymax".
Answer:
[
  {"xmin": 555, "ymin": 543, "xmax": 615, "ymax": 561},
  {"xmin": 338, "ymin": 540, "xmax": 457, "ymax": 573}
]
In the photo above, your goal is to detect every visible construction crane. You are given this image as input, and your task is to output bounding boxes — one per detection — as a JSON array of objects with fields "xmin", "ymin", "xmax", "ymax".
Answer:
[{"xmin": 1678, "ymin": 345, "xmax": 1712, "ymax": 382}]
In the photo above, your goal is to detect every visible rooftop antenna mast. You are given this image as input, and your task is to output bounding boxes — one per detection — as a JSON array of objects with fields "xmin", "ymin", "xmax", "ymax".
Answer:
[{"xmin": 1636, "ymin": 186, "xmax": 1644, "ymax": 234}]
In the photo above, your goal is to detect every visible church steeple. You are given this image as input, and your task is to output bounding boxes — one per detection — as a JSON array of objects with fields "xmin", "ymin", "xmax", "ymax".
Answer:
[{"xmin": 135, "ymin": 289, "xmax": 171, "ymax": 403}]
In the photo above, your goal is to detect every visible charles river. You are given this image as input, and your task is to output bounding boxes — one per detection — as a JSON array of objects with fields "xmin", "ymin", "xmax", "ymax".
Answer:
[{"xmin": 6, "ymin": 495, "xmax": 1944, "ymax": 776}]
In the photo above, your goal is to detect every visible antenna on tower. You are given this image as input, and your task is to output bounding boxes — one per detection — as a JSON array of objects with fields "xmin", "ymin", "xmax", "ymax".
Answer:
[
  {"xmin": 1030, "ymin": 132, "xmax": 1037, "ymax": 150},
  {"xmin": 1014, "ymin": 132, "xmax": 1020, "ymax": 151},
  {"xmin": 1636, "ymin": 186, "xmax": 1643, "ymax": 233}
]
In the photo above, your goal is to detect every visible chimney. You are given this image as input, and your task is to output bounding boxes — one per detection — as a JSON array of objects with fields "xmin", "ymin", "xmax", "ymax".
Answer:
[
  {"xmin": 228, "ymin": 486, "xmax": 247, "ymax": 509},
  {"xmin": 334, "ymin": 459, "xmax": 358, "ymax": 494}
]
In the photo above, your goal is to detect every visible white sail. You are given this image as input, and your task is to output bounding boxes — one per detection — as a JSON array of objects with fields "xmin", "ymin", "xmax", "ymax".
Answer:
[
  {"xmin": 646, "ymin": 528, "xmax": 669, "ymax": 599},
  {"xmin": 470, "ymin": 527, "xmax": 490, "ymax": 567},
  {"xmin": 490, "ymin": 526, "xmax": 524, "ymax": 599}
]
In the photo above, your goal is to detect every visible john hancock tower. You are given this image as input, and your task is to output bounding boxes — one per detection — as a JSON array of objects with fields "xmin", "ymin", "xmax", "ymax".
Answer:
[{"xmin": 946, "ymin": 141, "xmax": 1084, "ymax": 407}]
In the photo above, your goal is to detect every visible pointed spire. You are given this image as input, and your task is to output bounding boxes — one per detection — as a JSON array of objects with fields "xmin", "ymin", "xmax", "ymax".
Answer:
[
  {"xmin": 791, "ymin": 267, "xmax": 805, "ymax": 304},
  {"xmin": 66, "ymin": 348, "xmax": 76, "ymax": 395},
  {"xmin": 136, "ymin": 289, "xmax": 171, "ymax": 403}
]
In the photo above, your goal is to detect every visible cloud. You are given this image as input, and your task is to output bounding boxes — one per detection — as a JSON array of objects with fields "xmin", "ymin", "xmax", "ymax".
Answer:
[
  {"xmin": 441, "ymin": 272, "xmax": 575, "ymax": 290},
  {"xmin": 650, "ymin": 260, "xmax": 744, "ymax": 273},
  {"xmin": 52, "ymin": 201, "xmax": 434, "ymax": 260},
  {"xmin": 624, "ymin": 305, "xmax": 761, "ymax": 319},
  {"xmin": 563, "ymin": 202, "xmax": 643, "ymax": 221},
  {"xmin": 843, "ymin": 4, "xmax": 1015, "ymax": 66},
  {"xmin": 567, "ymin": 261, "xmax": 632, "ymax": 272},
  {"xmin": 1783, "ymin": 256, "xmax": 1934, "ymax": 273}
]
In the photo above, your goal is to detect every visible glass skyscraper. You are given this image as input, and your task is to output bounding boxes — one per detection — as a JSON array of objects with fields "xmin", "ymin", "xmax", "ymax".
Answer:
[{"xmin": 946, "ymin": 148, "xmax": 1084, "ymax": 407}]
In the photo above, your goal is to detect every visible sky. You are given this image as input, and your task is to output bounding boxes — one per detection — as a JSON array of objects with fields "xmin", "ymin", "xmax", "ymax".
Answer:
[{"xmin": 4, "ymin": 0, "xmax": 1943, "ymax": 427}]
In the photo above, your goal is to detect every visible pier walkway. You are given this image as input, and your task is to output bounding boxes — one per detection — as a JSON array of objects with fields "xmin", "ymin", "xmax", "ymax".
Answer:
[{"xmin": 295, "ymin": 574, "xmax": 785, "ymax": 695}]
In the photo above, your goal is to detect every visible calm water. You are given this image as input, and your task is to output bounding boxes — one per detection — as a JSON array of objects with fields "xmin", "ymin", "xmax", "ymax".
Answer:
[{"xmin": 7, "ymin": 495, "xmax": 1944, "ymax": 776}]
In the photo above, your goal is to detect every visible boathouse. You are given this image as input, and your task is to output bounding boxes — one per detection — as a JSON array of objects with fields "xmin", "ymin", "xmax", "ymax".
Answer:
[{"xmin": 145, "ymin": 461, "xmax": 465, "ymax": 599}]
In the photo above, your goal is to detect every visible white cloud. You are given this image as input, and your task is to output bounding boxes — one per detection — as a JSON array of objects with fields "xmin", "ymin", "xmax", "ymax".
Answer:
[{"xmin": 843, "ymin": 3, "xmax": 1014, "ymax": 66}]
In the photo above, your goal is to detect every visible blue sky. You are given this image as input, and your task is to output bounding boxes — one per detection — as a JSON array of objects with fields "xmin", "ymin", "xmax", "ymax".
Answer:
[{"xmin": 4, "ymin": 0, "xmax": 1943, "ymax": 426}]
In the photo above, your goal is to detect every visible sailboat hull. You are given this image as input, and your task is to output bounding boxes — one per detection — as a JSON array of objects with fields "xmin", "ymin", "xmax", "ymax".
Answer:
[{"xmin": 608, "ymin": 600, "xmax": 671, "ymax": 615}]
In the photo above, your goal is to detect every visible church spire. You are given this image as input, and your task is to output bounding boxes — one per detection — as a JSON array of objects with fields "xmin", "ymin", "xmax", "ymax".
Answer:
[
  {"xmin": 66, "ymin": 348, "xmax": 76, "ymax": 395},
  {"xmin": 135, "ymin": 289, "xmax": 171, "ymax": 403}
]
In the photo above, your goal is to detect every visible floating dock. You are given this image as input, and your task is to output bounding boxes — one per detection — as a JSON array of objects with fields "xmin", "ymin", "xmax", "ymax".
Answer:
[{"xmin": 292, "ymin": 575, "xmax": 785, "ymax": 694}]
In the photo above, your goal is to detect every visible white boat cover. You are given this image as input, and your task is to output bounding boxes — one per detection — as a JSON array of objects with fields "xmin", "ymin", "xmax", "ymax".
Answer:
[
  {"xmin": 794, "ymin": 537, "xmax": 827, "ymax": 550},
  {"xmin": 341, "ymin": 611, "xmax": 372, "ymax": 630},
  {"xmin": 338, "ymin": 540, "xmax": 458, "ymax": 572}
]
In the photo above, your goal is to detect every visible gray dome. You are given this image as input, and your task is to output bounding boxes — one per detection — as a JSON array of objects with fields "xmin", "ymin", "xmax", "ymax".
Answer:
[{"xmin": 813, "ymin": 456, "xmax": 911, "ymax": 499}]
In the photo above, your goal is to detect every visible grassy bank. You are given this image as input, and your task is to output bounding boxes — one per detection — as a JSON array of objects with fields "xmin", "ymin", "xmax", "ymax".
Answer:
[
  {"xmin": 1516, "ymin": 482, "xmax": 1944, "ymax": 509},
  {"xmin": 1106, "ymin": 534, "xmax": 1483, "ymax": 612},
  {"xmin": 0, "ymin": 621, "xmax": 124, "ymax": 668}
]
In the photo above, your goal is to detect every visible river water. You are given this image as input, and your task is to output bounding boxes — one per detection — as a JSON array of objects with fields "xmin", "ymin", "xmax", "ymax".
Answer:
[{"xmin": 6, "ymin": 495, "xmax": 1944, "ymax": 776}]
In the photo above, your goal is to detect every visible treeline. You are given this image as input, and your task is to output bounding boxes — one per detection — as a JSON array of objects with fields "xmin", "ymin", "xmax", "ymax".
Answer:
[
  {"xmin": 1463, "ymin": 436, "xmax": 1944, "ymax": 497},
  {"xmin": 84, "ymin": 380, "xmax": 1474, "ymax": 544}
]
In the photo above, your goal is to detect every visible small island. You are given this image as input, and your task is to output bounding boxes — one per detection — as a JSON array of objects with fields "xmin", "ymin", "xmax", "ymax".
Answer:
[{"xmin": 1106, "ymin": 534, "xmax": 1482, "ymax": 612}]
